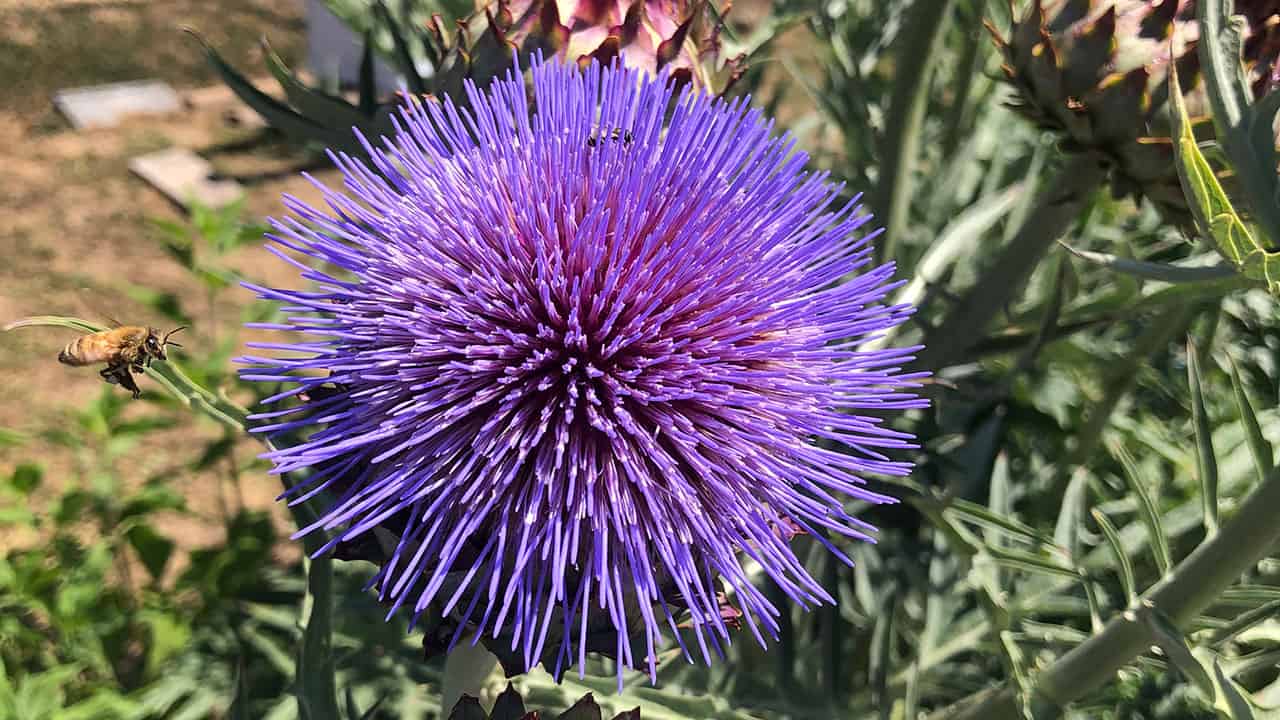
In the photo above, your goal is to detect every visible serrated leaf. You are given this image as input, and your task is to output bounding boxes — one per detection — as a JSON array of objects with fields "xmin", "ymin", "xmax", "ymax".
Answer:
[
  {"xmin": 1197, "ymin": 0, "xmax": 1280, "ymax": 251},
  {"xmin": 1187, "ymin": 339, "xmax": 1220, "ymax": 535},
  {"xmin": 1171, "ymin": 57, "xmax": 1280, "ymax": 295},
  {"xmin": 1092, "ymin": 509, "xmax": 1135, "ymax": 603},
  {"xmin": 1110, "ymin": 441, "xmax": 1172, "ymax": 576},
  {"xmin": 1142, "ymin": 604, "xmax": 1214, "ymax": 695}
]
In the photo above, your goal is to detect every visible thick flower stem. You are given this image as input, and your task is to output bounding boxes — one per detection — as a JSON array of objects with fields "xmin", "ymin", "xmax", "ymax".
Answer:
[
  {"xmin": 915, "ymin": 155, "xmax": 1107, "ymax": 372},
  {"xmin": 440, "ymin": 642, "xmax": 499, "ymax": 714},
  {"xmin": 934, "ymin": 464, "xmax": 1280, "ymax": 719},
  {"xmin": 875, "ymin": 0, "xmax": 957, "ymax": 263}
]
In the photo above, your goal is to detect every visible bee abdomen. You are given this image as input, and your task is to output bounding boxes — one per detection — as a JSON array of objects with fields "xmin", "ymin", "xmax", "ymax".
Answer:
[{"xmin": 58, "ymin": 337, "xmax": 97, "ymax": 366}]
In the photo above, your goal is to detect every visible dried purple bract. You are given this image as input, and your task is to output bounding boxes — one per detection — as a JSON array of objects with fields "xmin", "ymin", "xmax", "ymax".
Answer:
[{"xmin": 241, "ymin": 58, "xmax": 925, "ymax": 681}]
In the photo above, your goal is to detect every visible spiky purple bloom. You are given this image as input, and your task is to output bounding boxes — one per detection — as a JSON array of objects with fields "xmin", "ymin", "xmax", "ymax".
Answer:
[{"xmin": 241, "ymin": 58, "xmax": 924, "ymax": 680}]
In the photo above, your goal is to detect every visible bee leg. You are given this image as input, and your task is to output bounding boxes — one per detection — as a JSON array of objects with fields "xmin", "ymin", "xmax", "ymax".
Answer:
[
  {"xmin": 99, "ymin": 366, "xmax": 121, "ymax": 385},
  {"xmin": 119, "ymin": 371, "xmax": 142, "ymax": 399}
]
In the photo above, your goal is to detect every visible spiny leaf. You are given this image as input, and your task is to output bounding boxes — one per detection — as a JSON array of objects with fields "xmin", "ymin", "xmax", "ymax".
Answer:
[
  {"xmin": 185, "ymin": 28, "xmax": 355, "ymax": 153},
  {"xmin": 374, "ymin": 0, "xmax": 427, "ymax": 95},
  {"xmin": 985, "ymin": 546, "xmax": 1079, "ymax": 579},
  {"xmin": 1091, "ymin": 509, "xmax": 1135, "ymax": 603},
  {"xmin": 1210, "ymin": 598, "xmax": 1280, "ymax": 645},
  {"xmin": 296, "ymin": 554, "xmax": 338, "ymax": 720},
  {"xmin": 1214, "ymin": 659, "xmax": 1257, "ymax": 719},
  {"xmin": 1059, "ymin": 243, "xmax": 1238, "ymax": 283},
  {"xmin": 1228, "ymin": 355, "xmax": 1273, "ymax": 483},
  {"xmin": 1109, "ymin": 441, "xmax": 1172, "ymax": 576},
  {"xmin": 1187, "ymin": 338, "xmax": 1220, "ymax": 536},
  {"xmin": 1140, "ymin": 604, "xmax": 1214, "ymax": 696},
  {"xmin": 262, "ymin": 39, "xmax": 371, "ymax": 133}
]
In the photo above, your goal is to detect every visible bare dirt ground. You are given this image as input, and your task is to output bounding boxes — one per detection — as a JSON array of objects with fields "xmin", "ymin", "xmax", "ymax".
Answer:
[{"xmin": 0, "ymin": 0, "xmax": 331, "ymax": 561}]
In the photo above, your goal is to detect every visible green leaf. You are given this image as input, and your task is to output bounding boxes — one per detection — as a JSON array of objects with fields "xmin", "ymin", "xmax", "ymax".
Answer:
[
  {"xmin": 373, "ymin": 1, "xmax": 426, "ymax": 95},
  {"xmin": 296, "ymin": 555, "xmax": 339, "ymax": 720},
  {"xmin": 1187, "ymin": 338, "xmax": 1220, "ymax": 536},
  {"xmin": 125, "ymin": 523, "xmax": 175, "ymax": 582},
  {"xmin": 186, "ymin": 29, "xmax": 355, "ymax": 153},
  {"xmin": 1060, "ymin": 243, "xmax": 1238, "ymax": 283},
  {"xmin": 229, "ymin": 662, "xmax": 250, "ymax": 720},
  {"xmin": 1141, "ymin": 603, "xmax": 1214, "ymax": 696},
  {"xmin": 1214, "ymin": 659, "xmax": 1257, "ymax": 720},
  {"xmin": 1197, "ymin": 0, "xmax": 1280, "ymax": 250},
  {"xmin": 1210, "ymin": 598, "xmax": 1280, "ymax": 644},
  {"xmin": 358, "ymin": 31, "xmax": 377, "ymax": 117},
  {"xmin": 1170, "ymin": 59, "xmax": 1280, "ymax": 295},
  {"xmin": 1109, "ymin": 441, "xmax": 1172, "ymax": 576},
  {"xmin": 263, "ymin": 39, "xmax": 371, "ymax": 133},
  {"xmin": 1054, "ymin": 471, "xmax": 1089, "ymax": 560},
  {"xmin": 985, "ymin": 546, "xmax": 1079, "ymax": 580},
  {"xmin": 1229, "ymin": 355, "xmax": 1273, "ymax": 483},
  {"xmin": 1091, "ymin": 509, "xmax": 1135, "ymax": 603},
  {"xmin": 944, "ymin": 498, "xmax": 1059, "ymax": 548},
  {"xmin": 9, "ymin": 464, "xmax": 41, "ymax": 495}
]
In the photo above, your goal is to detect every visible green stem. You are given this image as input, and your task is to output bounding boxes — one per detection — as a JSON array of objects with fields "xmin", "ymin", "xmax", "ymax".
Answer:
[
  {"xmin": 440, "ymin": 642, "xmax": 500, "ymax": 715},
  {"xmin": 934, "ymin": 464, "xmax": 1280, "ymax": 719},
  {"xmin": 874, "ymin": 0, "xmax": 956, "ymax": 263},
  {"xmin": 915, "ymin": 155, "xmax": 1107, "ymax": 371}
]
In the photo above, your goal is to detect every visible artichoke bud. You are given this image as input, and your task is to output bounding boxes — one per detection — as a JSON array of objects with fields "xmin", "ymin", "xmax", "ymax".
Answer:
[{"xmin": 991, "ymin": 0, "xmax": 1280, "ymax": 220}]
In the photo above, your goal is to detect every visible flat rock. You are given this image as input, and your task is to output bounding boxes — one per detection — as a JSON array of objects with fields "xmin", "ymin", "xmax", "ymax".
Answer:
[
  {"xmin": 54, "ymin": 79, "xmax": 183, "ymax": 130},
  {"xmin": 129, "ymin": 147, "xmax": 243, "ymax": 210}
]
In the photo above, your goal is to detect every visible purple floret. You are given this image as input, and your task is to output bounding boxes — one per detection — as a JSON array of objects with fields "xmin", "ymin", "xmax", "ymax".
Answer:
[{"xmin": 240, "ymin": 57, "xmax": 926, "ymax": 681}]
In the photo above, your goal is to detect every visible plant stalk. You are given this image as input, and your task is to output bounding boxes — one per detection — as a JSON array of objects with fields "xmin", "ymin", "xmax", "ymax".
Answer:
[
  {"xmin": 914, "ymin": 154, "xmax": 1107, "ymax": 371},
  {"xmin": 441, "ymin": 642, "xmax": 500, "ymax": 715},
  {"xmin": 875, "ymin": 0, "xmax": 957, "ymax": 263},
  {"xmin": 934, "ymin": 464, "xmax": 1280, "ymax": 719}
]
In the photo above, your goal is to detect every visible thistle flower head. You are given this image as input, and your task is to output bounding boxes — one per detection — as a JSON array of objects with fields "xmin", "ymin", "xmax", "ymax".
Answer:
[{"xmin": 242, "ymin": 58, "xmax": 924, "ymax": 680}]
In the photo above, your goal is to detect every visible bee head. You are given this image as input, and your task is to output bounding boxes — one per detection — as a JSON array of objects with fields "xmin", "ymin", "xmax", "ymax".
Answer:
[{"xmin": 150, "ymin": 325, "xmax": 187, "ymax": 361}]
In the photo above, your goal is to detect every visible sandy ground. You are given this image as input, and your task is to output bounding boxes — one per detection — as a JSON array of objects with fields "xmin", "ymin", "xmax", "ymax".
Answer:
[{"xmin": 0, "ymin": 0, "xmax": 325, "ymax": 562}]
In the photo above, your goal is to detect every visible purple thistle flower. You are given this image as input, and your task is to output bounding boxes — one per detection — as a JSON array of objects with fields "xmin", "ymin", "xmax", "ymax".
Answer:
[{"xmin": 240, "ymin": 57, "xmax": 925, "ymax": 682}]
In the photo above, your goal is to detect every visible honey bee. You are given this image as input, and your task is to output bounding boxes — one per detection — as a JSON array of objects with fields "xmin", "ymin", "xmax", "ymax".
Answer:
[
  {"xmin": 58, "ymin": 325, "xmax": 186, "ymax": 399},
  {"xmin": 586, "ymin": 126, "xmax": 634, "ymax": 147}
]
